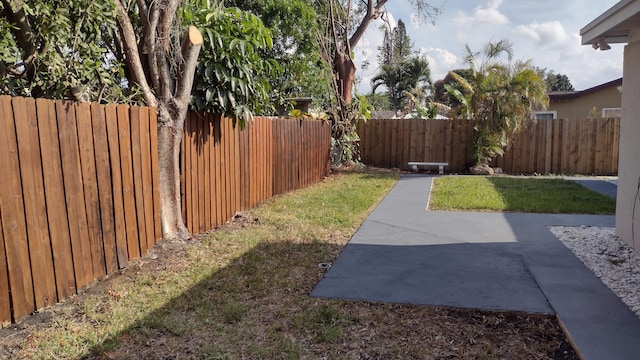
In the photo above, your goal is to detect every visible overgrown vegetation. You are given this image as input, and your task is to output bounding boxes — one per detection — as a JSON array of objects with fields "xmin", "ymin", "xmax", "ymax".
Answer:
[
  {"xmin": 445, "ymin": 40, "xmax": 548, "ymax": 171},
  {"xmin": 0, "ymin": 169, "xmax": 576, "ymax": 359},
  {"xmin": 430, "ymin": 176, "xmax": 616, "ymax": 214}
]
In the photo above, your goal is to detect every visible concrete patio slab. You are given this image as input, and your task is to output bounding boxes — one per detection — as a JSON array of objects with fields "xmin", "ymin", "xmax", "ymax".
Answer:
[{"xmin": 311, "ymin": 174, "xmax": 640, "ymax": 360}]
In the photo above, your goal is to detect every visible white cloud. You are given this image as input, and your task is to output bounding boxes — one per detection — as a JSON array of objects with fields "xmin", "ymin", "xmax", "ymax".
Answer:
[
  {"xmin": 454, "ymin": 0, "xmax": 509, "ymax": 27},
  {"xmin": 418, "ymin": 47, "xmax": 462, "ymax": 82},
  {"xmin": 513, "ymin": 21, "xmax": 571, "ymax": 47}
]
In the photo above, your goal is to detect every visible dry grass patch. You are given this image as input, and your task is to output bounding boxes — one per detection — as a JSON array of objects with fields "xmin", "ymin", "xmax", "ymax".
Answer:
[{"xmin": 0, "ymin": 167, "xmax": 577, "ymax": 359}]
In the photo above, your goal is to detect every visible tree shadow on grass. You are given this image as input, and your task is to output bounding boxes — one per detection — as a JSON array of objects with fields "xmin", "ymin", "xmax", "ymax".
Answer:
[{"xmin": 79, "ymin": 238, "xmax": 350, "ymax": 359}]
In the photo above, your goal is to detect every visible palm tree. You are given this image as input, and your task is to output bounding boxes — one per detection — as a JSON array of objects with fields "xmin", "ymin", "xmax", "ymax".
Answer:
[
  {"xmin": 446, "ymin": 39, "xmax": 548, "ymax": 171},
  {"xmin": 371, "ymin": 56, "xmax": 432, "ymax": 112}
]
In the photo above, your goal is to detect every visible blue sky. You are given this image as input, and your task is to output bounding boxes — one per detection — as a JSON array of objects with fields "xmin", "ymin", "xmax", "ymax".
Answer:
[{"xmin": 354, "ymin": 0, "xmax": 623, "ymax": 94}]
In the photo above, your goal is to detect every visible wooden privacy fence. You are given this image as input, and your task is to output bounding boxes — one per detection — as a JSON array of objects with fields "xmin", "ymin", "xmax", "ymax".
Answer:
[
  {"xmin": 0, "ymin": 96, "xmax": 330, "ymax": 326},
  {"xmin": 358, "ymin": 117, "xmax": 620, "ymax": 175},
  {"xmin": 495, "ymin": 117, "xmax": 619, "ymax": 175},
  {"xmin": 358, "ymin": 118, "xmax": 475, "ymax": 172},
  {"xmin": 181, "ymin": 113, "xmax": 331, "ymax": 235},
  {"xmin": 0, "ymin": 96, "xmax": 160, "ymax": 327}
]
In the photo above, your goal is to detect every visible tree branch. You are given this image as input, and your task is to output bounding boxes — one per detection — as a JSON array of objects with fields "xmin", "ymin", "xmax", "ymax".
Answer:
[
  {"xmin": 348, "ymin": 0, "xmax": 388, "ymax": 50},
  {"xmin": 155, "ymin": 0, "xmax": 180, "ymax": 100},
  {"xmin": 137, "ymin": 0, "xmax": 161, "ymax": 92},
  {"xmin": 175, "ymin": 25, "xmax": 203, "ymax": 105},
  {"xmin": 1, "ymin": 0, "xmax": 36, "ymax": 59},
  {"xmin": 114, "ymin": 0, "xmax": 157, "ymax": 107}
]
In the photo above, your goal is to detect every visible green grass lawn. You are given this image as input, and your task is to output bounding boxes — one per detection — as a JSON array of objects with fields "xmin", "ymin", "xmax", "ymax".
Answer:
[{"xmin": 429, "ymin": 176, "xmax": 616, "ymax": 214}]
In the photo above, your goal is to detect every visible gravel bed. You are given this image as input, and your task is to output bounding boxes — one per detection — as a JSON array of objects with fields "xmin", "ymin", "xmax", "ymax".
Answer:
[{"xmin": 549, "ymin": 226, "xmax": 640, "ymax": 318}]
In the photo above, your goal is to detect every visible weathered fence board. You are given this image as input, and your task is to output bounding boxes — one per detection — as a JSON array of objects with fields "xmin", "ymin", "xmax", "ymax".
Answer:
[
  {"xmin": 358, "ymin": 118, "xmax": 619, "ymax": 175},
  {"xmin": 0, "ymin": 96, "xmax": 34, "ymax": 322},
  {"xmin": 105, "ymin": 104, "xmax": 129, "ymax": 268}
]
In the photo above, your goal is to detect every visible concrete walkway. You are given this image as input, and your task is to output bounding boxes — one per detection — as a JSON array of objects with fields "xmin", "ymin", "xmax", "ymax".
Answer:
[{"xmin": 311, "ymin": 175, "xmax": 640, "ymax": 360}]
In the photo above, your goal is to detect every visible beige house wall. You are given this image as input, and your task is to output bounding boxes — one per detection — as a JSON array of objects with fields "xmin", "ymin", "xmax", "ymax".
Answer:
[
  {"xmin": 616, "ymin": 28, "xmax": 640, "ymax": 252},
  {"xmin": 549, "ymin": 85, "xmax": 622, "ymax": 119}
]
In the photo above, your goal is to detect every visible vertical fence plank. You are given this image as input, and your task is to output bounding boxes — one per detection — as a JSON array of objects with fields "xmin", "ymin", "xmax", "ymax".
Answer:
[
  {"xmin": 76, "ymin": 103, "xmax": 107, "ymax": 279},
  {"xmin": 213, "ymin": 115, "xmax": 223, "ymax": 226},
  {"xmin": 197, "ymin": 117, "xmax": 206, "ymax": 233},
  {"xmin": 612, "ymin": 117, "xmax": 620, "ymax": 174},
  {"xmin": 105, "ymin": 105, "xmax": 128, "ymax": 268},
  {"xmin": 225, "ymin": 117, "xmax": 234, "ymax": 215},
  {"xmin": 0, "ymin": 205, "xmax": 10, "ymax": 326},
  {"xmin": 233, "ymin": 119, "xmax": 241, "ymax": 210},
  {"xmin": 544, "ymin": 120, "xmax": 552, "ymax": 174},
  {"xmin": 57, "ymin": 100, "xmax": 94, "ymax": 288},
  {"xmin": 203, "ymin": 114, "xmax": 212, "ymax": 230},
  {"xmin": 238, "ymin": 117, "xmax": 248, "ymax": 210},
  {"xmin": 248, "ymin": 119, "xmax": 256, "ymax": 207},
  {"xmin": 259, "ymin": 118, "xmax": 266, "ymax": 201},
  {"xmin": 36, "ymin": 99, "xmax": 76, "ymax": 299},
  {"xmin": 210, "ymin": 114, "xmax": 220, "ymax": 224},
  {"xmin": 256, "ymin": 118, "xmax": 264, "ymax": 203},
  {"xmin": 595, "ymin": 119, "xmax": 605, "ymax": 174},
  {"xmin": 528, "ymin": 121, "xmax": 538, "ymax": 173},
  {"xmin": 129, "ymin": 106, "xmax": 148, "ymax": 256},
  {"xmin": 0, "ymin": 96, "xmax": 35, "ymax": 320},
  {"xmin": 149, "ymin": 110, "xmax": 161, "ymax": 241},
  {"xmin": 234, "ymin": 119, "xmax": 242, "ymax": 213},
  {"xmin": 266, "ymin": 119, "xmax": 273, "ymax": 197},
  {"xmin": 577, "ymin": 119, "xmax": 587, "ymax": 174},
  {"xmin": 281, "ymin": 118, "xmax": 287, "ymax": 192},
  {"xmin": 90, "ymin": 103, "xmax": 118, "ymax": 275},
  {"xmin": 137, "ymin": 107, "xmax": 156, "ymax": 249},
  {"xmin": 552, "ymin": 119, "xmax": 562, "ymax": 173},
  {"xmin": 116, "ymin": 105, "xmax": 141, "ymax": 260},
  {"xmin": 14, "ymin": 97, "xmax": 57, "ymax": 310},
  {"xmin": 217, "ymin": 116, "xmax": 226, "ymax": 222}
]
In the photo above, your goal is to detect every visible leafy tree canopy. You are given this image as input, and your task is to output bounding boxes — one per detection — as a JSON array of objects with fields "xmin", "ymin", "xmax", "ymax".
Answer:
[
  {"xmin": 0, "ymin": 0, "xmax": 128, "ymax": 102},
  {"xmin": 432, "ymin": 69, "xmax": 473, "ymax": 108},
  {"xmin": 223, "ymin": 0, "xmax": 332, "ymax": 110},
  {"xmin": 184, "ymin": 1, "xmax": 281, "ymax": 124},
  {"xmin": 534, "ymin": 67, "xmax": 574, "ymax": 92}
]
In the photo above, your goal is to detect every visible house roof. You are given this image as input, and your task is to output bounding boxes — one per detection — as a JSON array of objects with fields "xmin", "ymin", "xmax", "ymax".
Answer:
[
  {"xmin": 581, "ymin": 0, "xmax": 640, "ymax": 46},
  {"xmin": 549, "ymin": 78, "xmax": 622, "ymax": 101}
]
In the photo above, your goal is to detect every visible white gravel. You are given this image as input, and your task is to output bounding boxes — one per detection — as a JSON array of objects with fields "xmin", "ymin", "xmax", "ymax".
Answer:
[{"xmin": 549, "ymin": 226, "xmax": 640, "ymax": 318}]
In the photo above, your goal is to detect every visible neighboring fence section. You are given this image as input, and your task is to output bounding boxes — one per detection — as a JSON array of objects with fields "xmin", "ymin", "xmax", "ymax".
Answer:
[
  {"xmin": 496, "ymin": 117, "xmax": 620, "ymax": 175},
  {"xmin": 358, "ymin": 117, "xmax": 620, "ymax": 175},
  {"xmin": 0, "ymin": 96, "xmax": 330, "ymax": 326},
  {"xmin": 358, "ymin": 118, "xmax": 474, "ymax": 173},
  {"xmin": 181, "ymin": 113, "xmax": 331, "ymax": 235}
]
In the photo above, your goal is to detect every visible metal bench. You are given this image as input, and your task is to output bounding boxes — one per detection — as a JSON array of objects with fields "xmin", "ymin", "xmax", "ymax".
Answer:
[{"xmin": 408, "ymin": 162, "xmax": 449, "ymax": 175}]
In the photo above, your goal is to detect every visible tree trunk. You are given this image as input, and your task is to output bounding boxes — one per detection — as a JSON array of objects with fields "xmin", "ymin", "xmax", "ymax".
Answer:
[
  {"xmin": 157, "ymin": 111, "xmax": 190, "ymax": 240},
  {"xmin": 155, "ymin": 26, "xmax": 203, "ymax": 241},
  {"xmin": 334, "ymin": 50, "xmax": 356, "ymax": 104}
]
